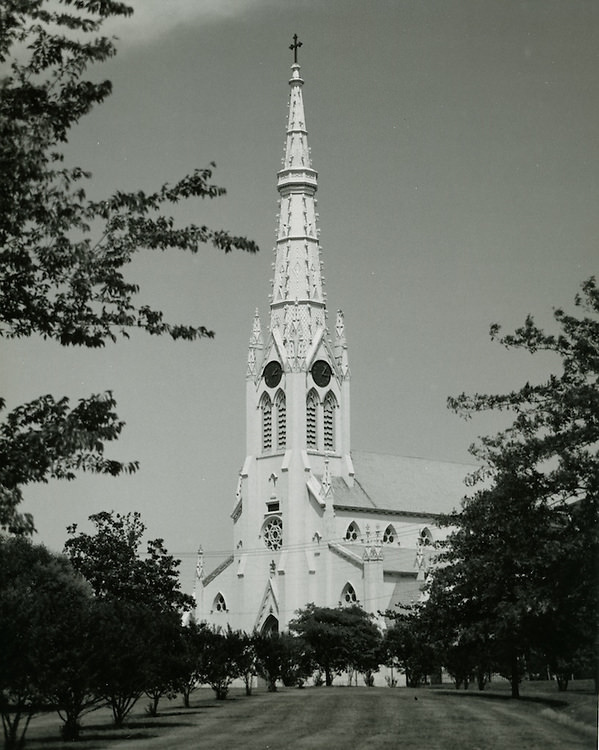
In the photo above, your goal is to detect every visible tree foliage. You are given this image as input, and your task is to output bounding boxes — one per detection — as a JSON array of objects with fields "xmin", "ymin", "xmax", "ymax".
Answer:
[
  {"xmin": 64, "ymin": 510, "xmax": 194, "ymax": 614},
  {"xmin": 198, "ymin": 627, "xmax": 245, "ymax": 700},
  {"xmin": 64, "ymin": 511, "xmax": 193, "ymax": 723},
  {"xmin": 433, "ymin": 278, "xmax": 599, "ymax": 696},
  {"xmin": 289, "ymin": 604, "xmax": 382, "ymax": 687},
  {"xmin": 0, "ymin": 0, "xmax": 258, "ymax": 534},
  {"xmin": 0, "ymin": 536, "xmax": 93, "ymax": 749},
  {"xmin": 382, "ymin": 607, "xmax": 437, "ymax": 688}
]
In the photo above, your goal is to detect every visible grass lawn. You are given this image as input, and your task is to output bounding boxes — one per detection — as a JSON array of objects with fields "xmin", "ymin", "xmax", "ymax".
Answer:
[{"xmin": 23, "ymin": 680, "xmax": 596, "ymax": 750}]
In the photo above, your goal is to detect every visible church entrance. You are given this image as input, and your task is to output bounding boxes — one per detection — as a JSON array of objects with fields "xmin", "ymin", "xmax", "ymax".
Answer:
[{"xmin": 261, "ymin": 614, "xmax": 279, "ymax": 634}]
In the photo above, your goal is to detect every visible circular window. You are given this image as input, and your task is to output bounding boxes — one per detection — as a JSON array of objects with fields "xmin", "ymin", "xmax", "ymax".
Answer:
[{"xmin": 263, "ymin": 517, "xmax": 283, "ymax": 550}]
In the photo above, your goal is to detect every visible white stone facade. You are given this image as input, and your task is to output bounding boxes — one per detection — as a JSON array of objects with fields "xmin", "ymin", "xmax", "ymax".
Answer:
[{"xmin": 196, "ymin": 59, "xmax": 471, "ymax": 634}]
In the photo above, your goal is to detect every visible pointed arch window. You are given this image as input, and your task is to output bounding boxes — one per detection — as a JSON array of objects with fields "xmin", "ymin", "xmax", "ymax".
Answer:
[
  {"xmin": 275, "ymin": 390, "xmax": 286, "ymax": 450},
  {"xmin": 341, "ymin": 582, "xmax": 358, "ymax": 606},
  {"xmin": 306, "ymin": 390, "xmax": 318, "ymax": 449},
  {"xmin": 420, "ymin": 527, "xmax": 433, "ymax": 546},
  {"xmin": 261, "ymin": 394, "xmax": 272, "ymax": 453},
  {"xmin": 345, "ymin": 521, "xmax": 360, "ymax": 542},
  {"xmin": 323, "ymin": 391, "xmax": 337, "ymax": 451},
  {"xmin": 383, "ymin": 525, "xmax": 397, "ymax": 545},
  {"xmin": 213, "ymin": 592, "xmax": 227, "ymax": 612}
]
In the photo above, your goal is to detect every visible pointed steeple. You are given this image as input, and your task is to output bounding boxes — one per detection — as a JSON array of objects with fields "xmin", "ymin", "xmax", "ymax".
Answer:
[{"xmin": 270, "ymin": 49, "xmax": 326, "ymax": 369}]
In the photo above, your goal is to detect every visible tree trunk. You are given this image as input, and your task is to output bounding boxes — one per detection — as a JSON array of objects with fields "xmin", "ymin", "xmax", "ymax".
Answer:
[
  {"xmin": 477, "ymin": 668, "xmax": 487, "ymax": 691},
  {"xmin": 60, "ymin": 715, "xmax": 82, "ymax": 741},
  {"xmin": 325, "ymin": 667, "xmax": 333, "ymax": 687},
  {"xmin": 510, "ymin": 649, "xmax": 520, "ymax": 699}
]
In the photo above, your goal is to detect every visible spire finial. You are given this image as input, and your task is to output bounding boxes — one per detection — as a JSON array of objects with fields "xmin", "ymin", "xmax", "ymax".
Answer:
[{"xmin": 289, "ymin": 33, "xmax": 302, "ymax": 64}]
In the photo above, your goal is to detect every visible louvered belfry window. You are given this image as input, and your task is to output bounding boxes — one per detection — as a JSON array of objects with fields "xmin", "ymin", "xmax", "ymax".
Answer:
[
  {"xmin": 323, "ymin": 392, "xmax": 336, "ymax": 451},
  {"xmin": 275, "ymin": 390, "xmax": 286, "ymax": 450},
  {"xmin": 306, "ymin": 390, "xmax": 318, "ymax": 449},
  {"xmin": 261, "ymin": 394, "xmax": 272, "ymax": 452}
]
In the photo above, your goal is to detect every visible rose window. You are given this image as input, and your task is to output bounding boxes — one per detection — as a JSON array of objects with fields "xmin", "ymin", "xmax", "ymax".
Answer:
[{"xmin": 263, "ymin": 517, "xmax": 283, "ymax": 550}]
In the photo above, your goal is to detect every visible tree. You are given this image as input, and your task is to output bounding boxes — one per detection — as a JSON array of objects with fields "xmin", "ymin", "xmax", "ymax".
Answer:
[
  {"xmin": 382, "ymin": 608, "xmax": 437, "ymax": 688},
  {"xmin": 0, "ymin": 536, "xmax": 93, "ymax": 749},
  {"xmin": 65, "ymin": 511, "xmax": 193, "ymax": 723},
  {"xmin": 43, "ymin": 596, "xmax": 106, "ymax": 740},
  {"xmin": 441, "ymin": 278, "xmax": 599, "ymax": 696},
  {"xmin": 64, "ymin": 510, "xmax": 194, "ymax": 614},
  {"xmin": 289, "ymin": 604, "xmax": 382, "ymax": 687},
  {"xmin": 178, "ymin": 620, "xmax": 209, "ymax": 708},
  {"xmin": 253, "ymin": 632, "xmax": 312, "ymax": 692},
  {"xmin": 236, "ymin": 632, "xmax": 258, "ymax": 696},
  {"xmin": 199, "ymin": 627, "xmax": 245, "ymax": 700},
  {"xmin": 143, "ymin": 613, "xmax": 186, "ymax": 717},
  {"xmin": 91, "ymin": 598, "xmax": 157, "ymax": 726},
  {"xmin": 0, "ymin": 0, "xmax": 258, "ymax": 534}
]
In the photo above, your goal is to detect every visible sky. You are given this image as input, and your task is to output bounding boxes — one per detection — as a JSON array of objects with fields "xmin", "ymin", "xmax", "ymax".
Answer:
[{"xmin": 3, "ymin": 0, "xmax": 598, "ymax": 592}]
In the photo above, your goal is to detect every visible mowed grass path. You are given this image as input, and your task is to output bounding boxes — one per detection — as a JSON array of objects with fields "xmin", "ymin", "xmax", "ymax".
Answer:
[{"xmin": 26, "ymin": 683, "xmax": 596, "ymax": 750}]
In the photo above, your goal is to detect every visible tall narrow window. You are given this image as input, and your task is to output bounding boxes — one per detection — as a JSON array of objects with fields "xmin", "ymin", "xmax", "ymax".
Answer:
[
  {"xmin": 275, "ymin": 390, "xmax": 286, "ymax": 450},
  {"xmin": 261, "ymin": 393, "xmax": 272, "ymax": 453},
  {"xmin": 323, "ymin": 391, "xmax": 337, "ymax": 451},
  {"xmin": 341, "ymin": 582, "xmax": 357, "ymax": 606},
  {"xmin": 306, "ymin": 390, "xmax": 318, "ymax": 449}
]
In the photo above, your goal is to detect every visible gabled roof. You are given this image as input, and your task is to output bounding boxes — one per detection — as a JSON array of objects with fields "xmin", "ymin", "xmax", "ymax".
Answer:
[{"xmin": 331, "ymin": 450, "xmax": 475, "ymax": 517}]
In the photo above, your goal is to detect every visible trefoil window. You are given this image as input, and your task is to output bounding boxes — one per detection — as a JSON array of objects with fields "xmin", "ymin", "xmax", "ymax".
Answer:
[{"xmin": 341, "ymin": 582, "xmax": 357, "ymax": 606}]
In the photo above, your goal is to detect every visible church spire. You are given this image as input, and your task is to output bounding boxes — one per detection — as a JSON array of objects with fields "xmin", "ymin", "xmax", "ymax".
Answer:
[{"xmin": 270, "ymin": 39, "xmax": 326, "ymax": 368}]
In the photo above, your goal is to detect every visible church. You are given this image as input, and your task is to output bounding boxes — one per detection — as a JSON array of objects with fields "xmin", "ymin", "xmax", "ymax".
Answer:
[{"xmin": 195, "ymin": 45, "xmax": 472, "ymax": 636}]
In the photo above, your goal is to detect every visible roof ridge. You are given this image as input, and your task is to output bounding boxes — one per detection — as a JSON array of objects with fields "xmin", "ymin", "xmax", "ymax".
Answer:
[{"xmin": 351, "ymin": 448, "xmax": 478, "ymax": 469}]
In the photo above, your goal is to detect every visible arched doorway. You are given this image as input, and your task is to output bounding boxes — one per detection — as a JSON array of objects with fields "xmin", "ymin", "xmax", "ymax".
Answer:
[{"xmin": 261, "ymin": 614, "xmax": 279, "ymax": 634}]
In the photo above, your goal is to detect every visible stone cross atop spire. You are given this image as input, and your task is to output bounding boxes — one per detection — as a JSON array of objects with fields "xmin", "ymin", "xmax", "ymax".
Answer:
[{"xmin": 270, "ymin": 51, "xmax": 326, "ymax": 367}]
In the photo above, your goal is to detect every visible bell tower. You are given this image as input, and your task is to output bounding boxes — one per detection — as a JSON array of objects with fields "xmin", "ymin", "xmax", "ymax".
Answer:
[{"xmin": 231, "ymin": 39, "xmax": 353, "ymax": 630}]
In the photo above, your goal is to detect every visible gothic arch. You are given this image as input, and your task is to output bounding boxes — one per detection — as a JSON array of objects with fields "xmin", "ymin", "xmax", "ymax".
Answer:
[
  {"xmin": 383, "ymin": 524, "xmax": 397, "ymax": 544},
  {"xmin": 261, "ymin": 614, "xmax": 279, "ymax": 634},
  {"xmin": 420, "ymin": 526, "xmax": 434, "ymax": 546},
  {"xmin": 323, "ymin": 391, "xmax": 337, "ymax": 451},
  {"xmin": 340, "ymin": 582, "xmax": 358, "ymax": 606},
  {"xmin": 212, "ymin": 592, "xmax": 227, "ymax": 613},
  {"xmin": 306, "ymin": 389, "xmax": 319, "ymax": 449},
  {"xmin": 260, "ymin": 392, "xmax": 272, "ymax": 453},
  {"xmin": 274, "ymin": 389, "xmax": 286, "ymax": 450},
  {"xmin": 345, "ymin": 521, "xmax": 360, "ymax": 542}
]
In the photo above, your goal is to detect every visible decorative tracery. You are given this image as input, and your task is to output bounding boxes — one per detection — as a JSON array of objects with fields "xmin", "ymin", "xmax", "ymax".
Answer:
[
  {"xmin": 263, "ymin": 517, "xmax": 283, "ymax": 550},
  {"xmin": 420, "ymin": 527, "xmax": 433, "ymax": 546},
  {"xmin": 213, "ymin": 592, "xmax": 227, "ymax": 612},
  {"xmin": 383, "ymin": 525, "xmax": 397, "ymax": 544},
  {"xmin": 341, "ymin": 582, "xmax": 357, "ymax": 606},
  {"xmin": 345, "ymin": 521, "xmax": 360, "ymax": 542}
]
